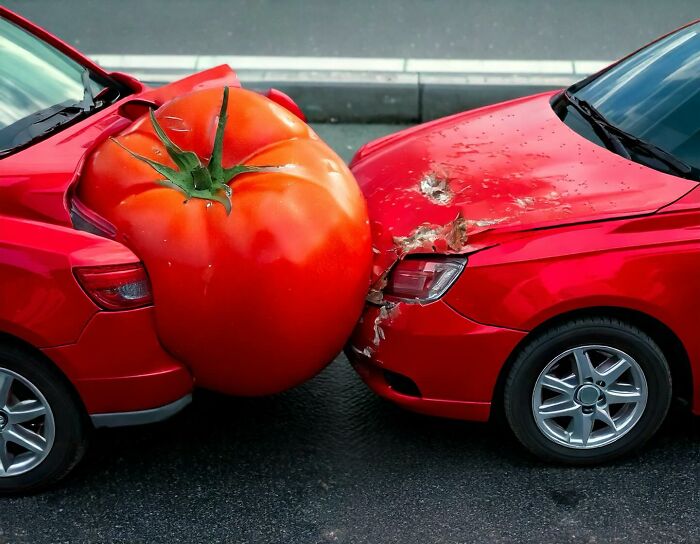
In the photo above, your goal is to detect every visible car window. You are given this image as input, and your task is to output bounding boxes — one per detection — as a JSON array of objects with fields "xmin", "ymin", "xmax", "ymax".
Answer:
[
  {"xmin": 0, "ymin": 16, "xmax": 122, "ymax": 157},
  {"xmin": 0, "ymin": 17, "xmax": 91, "ymax": 129},
  {"xmin": 573, "ymin": 22, "xmax": 700, "ymax": 170}
]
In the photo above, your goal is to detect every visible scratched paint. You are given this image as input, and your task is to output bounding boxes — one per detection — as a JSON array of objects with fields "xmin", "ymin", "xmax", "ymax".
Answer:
[
  {"xmin": 393, "ymin": 213, "xmax": 467, "ymax": 257},
  {"xmin": 372, "ymin": 302, "xmax": 398, "ymax": 347},
  {"xmin": 350, "ymin": 91, "xmax": 693, "ymax": 284}
]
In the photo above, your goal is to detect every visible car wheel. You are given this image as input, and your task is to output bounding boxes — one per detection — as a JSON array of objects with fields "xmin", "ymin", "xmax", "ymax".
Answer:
[
  {"xmin": 504, "ymin": 317, "xmax": 671, "ymax": 464},
  {"xmin": 0, "ymin": 344, "xmax": 87, "ymax": 494}
]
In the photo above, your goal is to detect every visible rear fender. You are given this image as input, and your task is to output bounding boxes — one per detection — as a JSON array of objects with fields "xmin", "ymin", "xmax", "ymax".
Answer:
[{"xmin": 0, "ymin": 215, "xmax": 139, "ymax": 347}]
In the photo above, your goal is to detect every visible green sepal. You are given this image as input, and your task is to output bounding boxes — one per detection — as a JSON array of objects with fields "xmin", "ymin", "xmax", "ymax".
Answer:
[
  {"xmin": 111, "ymin": 138, "xmax": 192, "ymax": 186},
  {"xmin": 191, "ymin": 165, "xmax": 214, "ymax": 192},
  {"xmin": 148, "ymin": 109, "xmax": 203, "ymax": 174},
  {"xmin": 156, "ymin": 179, "xmax": 190, "ymax": 198},
  {"xmin": 207, "ymin": 86, "xmax": 229, "ymax": 184},
  {"xmin": 208, "ymin": 189, "xmax": 233, "ymax": 215},
  {"xmin": 112, "ymin": 87, "xmax": 277, "ymax": 214},
  {"xmin": 222, "ymin": 164, "xmax": 275, "ymax": 182}
]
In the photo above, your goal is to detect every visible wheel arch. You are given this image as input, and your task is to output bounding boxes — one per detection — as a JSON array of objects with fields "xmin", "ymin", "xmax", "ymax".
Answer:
[
  {"xmin": 0, "ymin": 331, "xmax": 89, "ymax": 419},
  {"xmin": 490, "ymin": 306, "xmax": 694, "ymax": 421}
]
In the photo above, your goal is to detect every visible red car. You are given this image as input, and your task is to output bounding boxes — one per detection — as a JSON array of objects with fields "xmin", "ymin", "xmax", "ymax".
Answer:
[
  {"xmin": 0, "ymin": 8, "xmax": 302, "ymax": 493},
  {"xmin": 347, "ymin": 21, "xmax": 700, "ymax": 464}
]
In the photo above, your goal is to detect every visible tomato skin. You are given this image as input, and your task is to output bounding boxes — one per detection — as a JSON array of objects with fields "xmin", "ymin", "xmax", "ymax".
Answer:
[{"xmin": 78, "ymin": 88, "xmax": 372, "ymax": 395}]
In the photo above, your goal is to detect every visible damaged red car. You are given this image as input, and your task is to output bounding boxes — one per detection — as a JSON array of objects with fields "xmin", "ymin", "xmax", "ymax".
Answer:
[
  {"xmin": 0, "ymin": 8, "xmax": 312, "ymax": 492},
  {"xmin": 347, "ymin": 21, "xmax": 700, "ymax": 464}
]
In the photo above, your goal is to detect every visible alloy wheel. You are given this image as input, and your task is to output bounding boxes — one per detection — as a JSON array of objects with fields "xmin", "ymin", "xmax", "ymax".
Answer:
[
  {"xmin": 0, "ymin": 367, "xmax": 55, "ymax": 477},
  {"xmin": 532, "ymin": 345, "xmax": 648, "ymax": 449}
]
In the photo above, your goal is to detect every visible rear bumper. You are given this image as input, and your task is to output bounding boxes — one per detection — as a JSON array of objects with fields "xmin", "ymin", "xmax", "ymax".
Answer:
[
  {"xmin": 43, "ymin": 307, "xmax": 194, "ymax": 415},
  {"xmin": 346, "ymin": 300, "xmax": 527, "ymax": 422}
]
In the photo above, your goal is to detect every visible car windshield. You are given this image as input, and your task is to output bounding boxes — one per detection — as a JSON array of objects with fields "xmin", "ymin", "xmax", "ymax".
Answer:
[
  {"xmin": 0, "ymin": 16, "xmax": 119, "ymax": 156},
  {"xmin": 571, "ymin": 21, "xmax": 700, "ymax": 171}
]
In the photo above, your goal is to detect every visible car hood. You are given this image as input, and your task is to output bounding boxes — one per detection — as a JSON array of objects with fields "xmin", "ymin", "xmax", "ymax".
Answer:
[
  {"xmin": 351, "ymin": 91, "xmax": 698, "ymax": 282},
  {"xmin": 0, "ymin": 65, "xmax": 240, "ymax": 227}
]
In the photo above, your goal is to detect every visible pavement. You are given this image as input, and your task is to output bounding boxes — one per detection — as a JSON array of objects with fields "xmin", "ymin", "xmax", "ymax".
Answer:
[
  {"xmin": 0, "ymin": 124, "xmax": 698, "ymax": 544},
  {"xmin": 5, "ymin": 1, "xmax": 700, "ymax": 121}
]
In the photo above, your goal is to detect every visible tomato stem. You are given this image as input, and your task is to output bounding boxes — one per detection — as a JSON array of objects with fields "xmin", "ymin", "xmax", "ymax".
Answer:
[{"xmin": 110, "ymin": 87, "xmax": 274, "ymax": 215}]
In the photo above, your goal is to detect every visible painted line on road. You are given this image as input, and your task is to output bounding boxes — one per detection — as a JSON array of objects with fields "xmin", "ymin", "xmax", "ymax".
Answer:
[
  {"xmin": 405, "ymin": 58, "xmax": 576, "ymax": 74},
  {"xmin": 91, "ymin": 54, "xmax": 612, "ymax": 79},
  {"xmin": 197, "ymin": 55, "xmax": 405, "ymax": 72}
]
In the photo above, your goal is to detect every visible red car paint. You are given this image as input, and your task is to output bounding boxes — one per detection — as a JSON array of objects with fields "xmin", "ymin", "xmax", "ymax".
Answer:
[
  {"xmin": 0, "ymin": 6, "xmax": 301, "ymax": 417},
  {"xmin": 350, "ymin": 300, "xmax": 525, "ymax": 421},
  {"xmin": 348, "ymin": 92, "xmax": 700, "ymax": 420}
]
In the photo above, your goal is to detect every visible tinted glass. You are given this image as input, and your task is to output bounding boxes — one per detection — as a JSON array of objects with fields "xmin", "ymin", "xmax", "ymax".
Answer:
[
  {"xmin": 574, "ymin": 22, "xmax": 700, "ymax": 169},
  {"xmin": 0, "ymin": 17, "xmax": 103, "ymax": 130}
]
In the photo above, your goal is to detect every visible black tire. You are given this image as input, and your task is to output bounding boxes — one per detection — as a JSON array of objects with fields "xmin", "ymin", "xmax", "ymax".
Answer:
[
  {"xmin": 503, "ymin": 317, "xmax": 672, "ymax": 465},
  {"xmin": 0, "ymin": 344, "xmax": 87, "ymax": 494}
]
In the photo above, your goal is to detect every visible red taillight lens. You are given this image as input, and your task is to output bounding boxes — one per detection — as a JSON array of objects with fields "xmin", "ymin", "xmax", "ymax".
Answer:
[
  {"xmin": 384, "ymin": 257, "xmax": 466, "ymax": 303},
  {"xmin": 74, "ymin": 263, "xmax": 153, "ymax": 310}
]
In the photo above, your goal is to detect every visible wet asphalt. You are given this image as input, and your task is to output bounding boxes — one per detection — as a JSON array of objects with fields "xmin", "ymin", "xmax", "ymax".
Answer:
[
  {"xmin": 0, "ymin": 359, "xmax": 698, "ymax": 543},
  {"xmin": 0, "ymin": 124, "xmax": 698, "ymax": 543}
]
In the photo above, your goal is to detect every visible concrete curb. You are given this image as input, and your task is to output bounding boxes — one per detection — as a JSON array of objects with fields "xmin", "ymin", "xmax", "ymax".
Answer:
[{"xmin": 91, "ymin": 55, "xmax": 611, "ymax": 122}]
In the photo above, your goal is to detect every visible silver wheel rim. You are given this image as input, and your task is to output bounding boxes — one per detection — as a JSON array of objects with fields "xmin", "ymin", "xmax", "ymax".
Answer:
[
  {"xmin": 0, "ymin": 368, "xmax": 55, "ymax": 477},
  {"xmin": 532, "ymin": 345, "xmax": 648, "ymax": 449}
]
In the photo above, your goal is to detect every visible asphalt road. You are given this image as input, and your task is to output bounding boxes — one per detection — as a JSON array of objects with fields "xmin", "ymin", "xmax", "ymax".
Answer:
[
  {"xmin": 4, "ymin": 0, "xmax": 699, "ymax": 60},
  {"xmin": 0, "ymin": 124, "xmax": 698, "ymax": 544}
]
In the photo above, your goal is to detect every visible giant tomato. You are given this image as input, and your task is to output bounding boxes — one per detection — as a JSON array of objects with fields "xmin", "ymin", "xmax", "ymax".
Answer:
[{"xmin": 77, "ymin": 87, "xmax": 372, "ymax": 395}]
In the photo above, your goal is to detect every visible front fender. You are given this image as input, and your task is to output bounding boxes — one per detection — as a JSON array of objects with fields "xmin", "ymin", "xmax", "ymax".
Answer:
[{"xmin": 444, "ymin": 212, "xmax": 700, "ymax": 413}]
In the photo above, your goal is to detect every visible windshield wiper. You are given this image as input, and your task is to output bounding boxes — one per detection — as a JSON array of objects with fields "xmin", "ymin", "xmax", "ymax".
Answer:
[
  {"xmin": 5, "ymin": 69, "xmax": 101, "ymax": 148},
  {"xmin": 25, "ymin": 103, "xmax": 92, "ymax": 136},
  {"xmin": 606, "ymin": 125, "xmax": 693, "ymax": 177},
  {"xmin": 0, "ymin": 101, "xmax": 93, "ymax": 157},
  {"xmin": 80, "ymin": 68, "xmax": 96, "ymax": 110},
  {"xmin": 82, "ymin": 68, "xmax": 122, "ymax": 109},
  {"xmin": 564, "ymin": 91, "xmax": 631, "ymax": 160},
  {"xmin": 0, "ymin": 69, "xmax": 124, "ymax": 158},
  {"xmin": 564, "ymin": 91, "xmax": 694, "ymax": 179}
]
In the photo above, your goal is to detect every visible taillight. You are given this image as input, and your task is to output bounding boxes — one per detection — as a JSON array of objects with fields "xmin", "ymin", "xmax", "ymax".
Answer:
[
  {"xmin": 384, "ymin": 257, "xmax": 466, "ymax": 303},
  {"xmin": 74, "ymin": 263, "xmax": 153, "ymax": 310}
]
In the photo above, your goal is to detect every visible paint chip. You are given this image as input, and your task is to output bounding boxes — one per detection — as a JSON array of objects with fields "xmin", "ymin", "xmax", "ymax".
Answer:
[
  {"xmin": 419, "ymin": 172, "xmax": 453, "ymax": 205},
  {"xmin": 393, "ymin": 213, "xmax": 468, "ymax": 257},
  {"xmin": 372, "ymin": 303, "xmax": 397, "ymax": 347}
]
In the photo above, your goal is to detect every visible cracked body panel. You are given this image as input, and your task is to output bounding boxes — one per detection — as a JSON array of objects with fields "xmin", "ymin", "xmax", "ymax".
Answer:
[
  {"xmin": 346, "ymin": 299, "xmax": 527, "ymax": 421},
  {"xmin": 350, "ymin": 91, "xmax": 696, "ymax": 283},
  {"xmin": 372, "ymin": 302, "xmax": 398, "ymax": 347},
  {"xmin": 393, "ymin": 213, "xmax": 467, "ymax": 257}
]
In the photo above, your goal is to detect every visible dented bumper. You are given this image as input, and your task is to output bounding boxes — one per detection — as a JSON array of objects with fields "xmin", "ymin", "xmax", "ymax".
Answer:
[{"xmin": 346, "ymin": 300, "xmax": 527, "ymax": 422}]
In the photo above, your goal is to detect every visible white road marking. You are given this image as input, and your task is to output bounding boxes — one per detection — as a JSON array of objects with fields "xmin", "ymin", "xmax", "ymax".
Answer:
[
  {"xmin": 418, "ymin": 73, "xmax": 579, "ymax": 86},
  {"xmin": 573, "ymin": 60, "xmax": 613, "ymax": 74},
  {"xmin": 406, "ymin": 59, "xmax": 575, "ymax": 74},
  {"xmin": 196, "ymin": 55, "xmax": 405, "ymax": 72},
  {"xmin": 90, "ymin": 54, "xmax": 612, "ymax": 80},
  {"xmin": 91, "ymin": 54, "xmax": 198, "ymax": 69}
]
